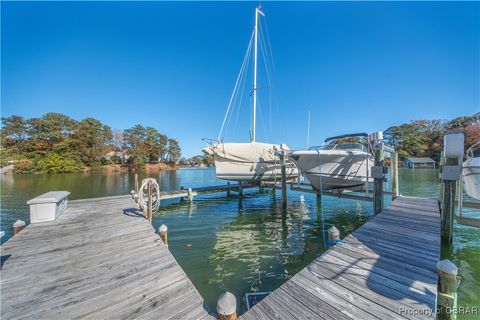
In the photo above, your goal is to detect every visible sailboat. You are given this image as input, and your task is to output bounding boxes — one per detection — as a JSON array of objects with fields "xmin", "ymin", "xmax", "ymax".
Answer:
[
  {"xmin": 289, "ymin": 133, "xmax": 374, "ymax": 191},
  {"xmin": 204, "ymin": 7, "xmax": 297, "ymax": 182},
  {"xmin": 463, "ymin": 141, "xmax": 480, "ymax": 200}
]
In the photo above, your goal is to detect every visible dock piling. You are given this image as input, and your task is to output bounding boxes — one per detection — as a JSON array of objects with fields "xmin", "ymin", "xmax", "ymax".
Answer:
[
  {"xmin": 12, "ymin": 220, "xmax": 25, "ymax": 235},
  {"xmin": 391, "ymin": 151, "xmax": 399, "ymax": 199},
  {"xmin": 436, "ymin": 259, "xmax": 458, "ymax": 319},
  {"xmin": 217, "ymin": 292, "xmax": 237, "ymax": 320},
  {"xmin": 238, "ymin": 181, "xmax": 243, "ymax": 201},
  {"xmin": 188, "ymin": 188, "xmax": 194, "ymax": 202},
  {"xmin": 159, "ymin": 224, "xmax": 168, "ymax": 247},
  {"xmin": 280, "ymin": 149, "xmax": 287, "ymax": 209},
  {"xmin": 327, "ymin": 225, "xmax": 340, "ymax": 246},
  {"xmin": 227, "ymin": 182, "xmax": 230, "ymax": 197},
  {"xmin": 134, "ymin": 173, "xmax": 139, "ymax": 194},
  {"xmin": 147, "ymin": 181, "xmax": 153, "ymax": 223},
  {"xmin": 440, "ymin": 134, "xmax": 463, "ymax": 243},
  {"xmin": 371, "ymin": 132, "xmax": 385, "ymax": 214},
  {"xmin": 180, "ymin": 186, "xmax": 185, "ymax": 203}
]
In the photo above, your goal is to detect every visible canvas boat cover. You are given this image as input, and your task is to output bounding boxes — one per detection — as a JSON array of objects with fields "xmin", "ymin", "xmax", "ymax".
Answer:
[{"xmin": 205, "ymin": 142, "xmax": 289, "ymax": 163}]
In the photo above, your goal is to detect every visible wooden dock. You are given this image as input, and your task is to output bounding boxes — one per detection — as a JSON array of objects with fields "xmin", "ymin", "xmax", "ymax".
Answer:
[
  {"xmin": 0, "ymin": 195, "xmax": 214, "ymax": 320},
  {"xmin": 241, "ymin": 196, "xmax": 441, "ymax": 320},
  {"xmin": 159, "ymin": 183, "xmax": 254, "ymax": 201}
]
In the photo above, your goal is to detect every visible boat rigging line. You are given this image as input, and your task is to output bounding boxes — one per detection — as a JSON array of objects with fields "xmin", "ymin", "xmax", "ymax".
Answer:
[{"xmin": 217, "ymin": 30, "xmax": 254, "ymax": 141}]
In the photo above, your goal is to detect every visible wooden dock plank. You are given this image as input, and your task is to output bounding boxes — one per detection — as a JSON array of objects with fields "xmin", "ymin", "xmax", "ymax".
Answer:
[
  {"xmin": 1, "ymin": 196, "xmax": 211, "ymax": 320},
  {"xmin": 241, "ymin": 196, "xmax": 440, "ymax": 320}
]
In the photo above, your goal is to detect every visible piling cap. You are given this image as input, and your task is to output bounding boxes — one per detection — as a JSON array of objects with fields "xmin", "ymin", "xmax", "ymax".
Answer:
[
  {"xmin": 299, "ymin": 195, "xmax": 305, "ymax": 202},
  {"xmin": 436, "ymin": 259, "xmax": 458, "ymax": 276},
  {"xmin": 13, "ymin": 220, "xmax": 26, "ymax": 227},
  {"xmin": 159, "ymin": 224, "xmax": 168, "ymax": 233},
  {"xmin": 217, "ymin": 292, "xmax": 236, "ymax": 315},
  {"xmin": 328, "ymin": 226, "xmax": 340, "ymax": 237}
]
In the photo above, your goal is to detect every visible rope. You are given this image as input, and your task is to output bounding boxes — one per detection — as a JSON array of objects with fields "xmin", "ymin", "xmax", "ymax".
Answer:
[
  {"xmin": 218, "ymin": 30, "xmax": 254, "ymax": 141},
  {"xmin": 231, "ymin": 40, "xmax": 252, "ymax": 137},
  {"xmin": 138, "ymin": 178, "xmax": 161, "ymax": 213},
  {"xmin": 256, "ymin": 99, "xmax": 269, "ymax": 142},
  {"xmin": 258, "ymin": 22, "xmax": 273, "ymax": 134}
]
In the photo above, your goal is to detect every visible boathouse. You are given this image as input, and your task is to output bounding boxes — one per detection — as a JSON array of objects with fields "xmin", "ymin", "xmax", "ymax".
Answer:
[{"xmin": 404, "ymin": 157, "xmax": 436, "ymax": 168}]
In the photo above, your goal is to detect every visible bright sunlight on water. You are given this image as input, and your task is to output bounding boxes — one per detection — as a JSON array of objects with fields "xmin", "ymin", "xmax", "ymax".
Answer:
[{"xmin": 1, "ymin": 168, "xmax": 479, "ymax": 316}]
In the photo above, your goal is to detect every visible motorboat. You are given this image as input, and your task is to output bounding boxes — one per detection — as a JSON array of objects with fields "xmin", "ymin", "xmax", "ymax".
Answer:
[
  {"xmin": 204, "ymin": 7, "xmax": 298, "ymax": 182},
  {"xmin": 289, "ymin": 133, "xmax": 374, "ymax": 191},
  {"xmin": 462, "ymin": 141, "xmax": 480, "ymax": 200}
]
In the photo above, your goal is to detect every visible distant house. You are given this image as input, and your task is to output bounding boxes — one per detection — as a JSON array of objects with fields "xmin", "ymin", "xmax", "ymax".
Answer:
[{"xmin": 404, "ymin": 157, "xmax": 436, "ymax": 169}]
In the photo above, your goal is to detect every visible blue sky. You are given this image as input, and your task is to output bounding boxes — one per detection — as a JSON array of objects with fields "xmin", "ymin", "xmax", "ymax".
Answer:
[{"xmin": 2, "ymin": 1, "xmax": 479, "ymax": 157}]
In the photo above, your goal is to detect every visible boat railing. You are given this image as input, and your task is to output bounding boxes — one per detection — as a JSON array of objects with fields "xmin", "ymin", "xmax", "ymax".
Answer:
[{"xmin": 466, "ymin": 141, "xmax": 480, "ymax": 158}]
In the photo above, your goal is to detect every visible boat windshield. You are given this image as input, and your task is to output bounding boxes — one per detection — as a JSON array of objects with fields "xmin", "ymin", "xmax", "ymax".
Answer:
[{"xmin": 309, "ymin": 143, "xmax": 368, "ymax": 152}]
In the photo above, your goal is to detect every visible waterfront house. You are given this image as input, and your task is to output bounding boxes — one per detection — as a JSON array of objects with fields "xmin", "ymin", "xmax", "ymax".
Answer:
[{"xmin": 404, "ymin": 157, "xmax": 436, "ymax": 168}]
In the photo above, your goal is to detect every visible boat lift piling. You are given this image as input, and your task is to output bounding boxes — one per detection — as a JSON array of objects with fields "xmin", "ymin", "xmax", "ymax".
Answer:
[
  {"xmin": 371, "ymin": 131, "xmax": 386, "ymax": 214},
  {"xmin": 391, "ymin": 151, "xmax": 400, "ymax": 199},
  {"xmin": 440, "ymin": 133, "xmax": 464, "ymax": 243},
  {"xmin": 280, "ymin": 148, "xmax": 288, "ymax": 210},
  {"xmin": 238, "ymin": 181, "xmax": 243, "ymax": 201}
]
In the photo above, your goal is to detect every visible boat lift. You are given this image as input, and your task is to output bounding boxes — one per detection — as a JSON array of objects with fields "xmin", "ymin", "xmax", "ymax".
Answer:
[{"xmin": 442, "ymin": 135, "xmax": 480, "ymax": 229}]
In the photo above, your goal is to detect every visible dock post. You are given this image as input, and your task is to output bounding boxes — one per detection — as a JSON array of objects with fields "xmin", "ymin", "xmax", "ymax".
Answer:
[
  {"xmin": 188, "ymin": 188, "xmax": 194, "ymax": 203},
  {"xmin": 438, "ymin": 151, "xmax": 446, "ymax": 203},
  {"xmin": 238, "ymin": 181, "xmax": 243, "ymax": 201},
  {"xmin": 180, "ymin": 186, "xmax": 185, "ymax": 203},
  {"xmin": 217, "ymin": 292, "xmax": 237, "ymax": 320},
  {"xmin": 280, "ymin": 149, "xmax": 287, "ymax": 209},
  {"xmin": 227, "ymin": 182, "xmax": 230, "ymax": 197},
  {"xmin": 259, "ymin": 184, "xmax": 264, "ymax": 193},
  {"xmin": 147, "ymin": 181, "xmax": 153, "ymax": 223},
  {"xmin": 436, "ymin": 259, "xmax": 458, "ymax": 320},
  {"xmin": 371, "ymin": 132, "xmax": 385, "ymax": 214},
  {"xmin": 159, "ymin": 224, "xmax": 168, "ymax": 247},
  {"xmin": 441, "ymin": 179, "xmax": 456, "ymax": 243},
  {"xmin": 440, "ymin": 134, "xmax": 463, "ymax": 243},
  {"xmin": 327, "ymin": 226, "xmax": 340, "ymax": 246},
  {"xmin": 135, "ymin": 173, "xmax": 139, "ymax": 194},
  {"xmin": 391, "ymin": 151, "xmax": 399, "ymax": 199},
  {"xmin": 13, "ymin": 220, "xmax": 26, "ymax": 235}
]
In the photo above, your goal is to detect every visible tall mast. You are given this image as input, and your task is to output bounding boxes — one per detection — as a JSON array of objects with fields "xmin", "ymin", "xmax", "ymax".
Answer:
[{"xmin": 252, "ymin": 7, "xmax": 264, "ymax": 142}]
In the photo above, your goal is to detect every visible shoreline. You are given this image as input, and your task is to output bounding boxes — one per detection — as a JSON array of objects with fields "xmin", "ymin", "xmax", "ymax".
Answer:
[{"xmin": 2, "ymin": 162, "xmax": 179, "ymax": 175}]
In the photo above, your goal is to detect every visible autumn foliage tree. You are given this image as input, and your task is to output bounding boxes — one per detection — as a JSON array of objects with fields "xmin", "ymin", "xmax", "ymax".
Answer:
[
  {"xmin": 1, "ymin": 113, "xmax": 182, "ymax": 173},
  {"xmin": 384, "ymin": 113, "xmax": 479, "ymax": 161}
]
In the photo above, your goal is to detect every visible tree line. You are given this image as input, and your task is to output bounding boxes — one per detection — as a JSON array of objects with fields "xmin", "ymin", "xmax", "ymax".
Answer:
[
  {"xmin": 384, "ymin": 113, "xmax": 479, "ymax": 161},
  {"xmin": 1, "ymin": 113, "xmax": 181, "ymax": 173}
]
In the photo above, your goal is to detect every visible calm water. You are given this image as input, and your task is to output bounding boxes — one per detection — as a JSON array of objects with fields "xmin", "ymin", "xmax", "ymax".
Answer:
[{"xmin": 1, "ymin": 168, "xmax": 479, "ymax": 317}]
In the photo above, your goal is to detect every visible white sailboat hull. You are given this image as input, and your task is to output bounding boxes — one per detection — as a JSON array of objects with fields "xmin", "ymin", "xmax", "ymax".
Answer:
[
  {"xmin": 463, "ymin": 157, "xmax": 480, "ymax": 200},
  {"xmin": 290, "ymin": 149, "xmax": 373, "ymax": 190},
  {"xmin": 205, "ymin": 142, "xmax": 298, "ymax": 182}
]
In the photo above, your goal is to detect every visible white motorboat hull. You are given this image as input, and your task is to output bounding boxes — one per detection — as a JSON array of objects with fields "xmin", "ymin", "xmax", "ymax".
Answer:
[
  {"xmin": 463, "ymin": 157, "xmax": 480, "ymax": 200},
  {"xmin": 205, "ymin": 142, "xmax": 298, "ymax": 182},
  {"xmin": 290, "ymin": 149, "xmax": 373, "ymax": 190}
]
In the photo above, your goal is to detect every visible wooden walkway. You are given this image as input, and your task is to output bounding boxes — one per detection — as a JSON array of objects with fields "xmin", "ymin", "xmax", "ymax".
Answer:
[
  {"xmin": 159, "ymin": 183, "xmax": 254, "ymax": 201},
  {"xmin": 241, "ymin": 196, "xmax": 440, "ymax": 320},
  {"xmin": 0, "ymin": 195, "xmax": 214, "ymax": 320}
]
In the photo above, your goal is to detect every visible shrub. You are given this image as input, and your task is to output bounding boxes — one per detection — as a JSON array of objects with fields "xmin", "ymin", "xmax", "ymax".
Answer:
[
  {"xmin": 13, "ymin": 159, "xmax": 34, "ymax": 174},
  {"xmin": 35, "ymin": 153, "xmax": 83, "ymax": 173}
]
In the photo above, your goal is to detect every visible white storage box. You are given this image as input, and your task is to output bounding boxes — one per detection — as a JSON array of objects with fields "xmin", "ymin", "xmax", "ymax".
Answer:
[{"xmin": 27, "ymin": 191, "xmax": 70, "ymax": 223}]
